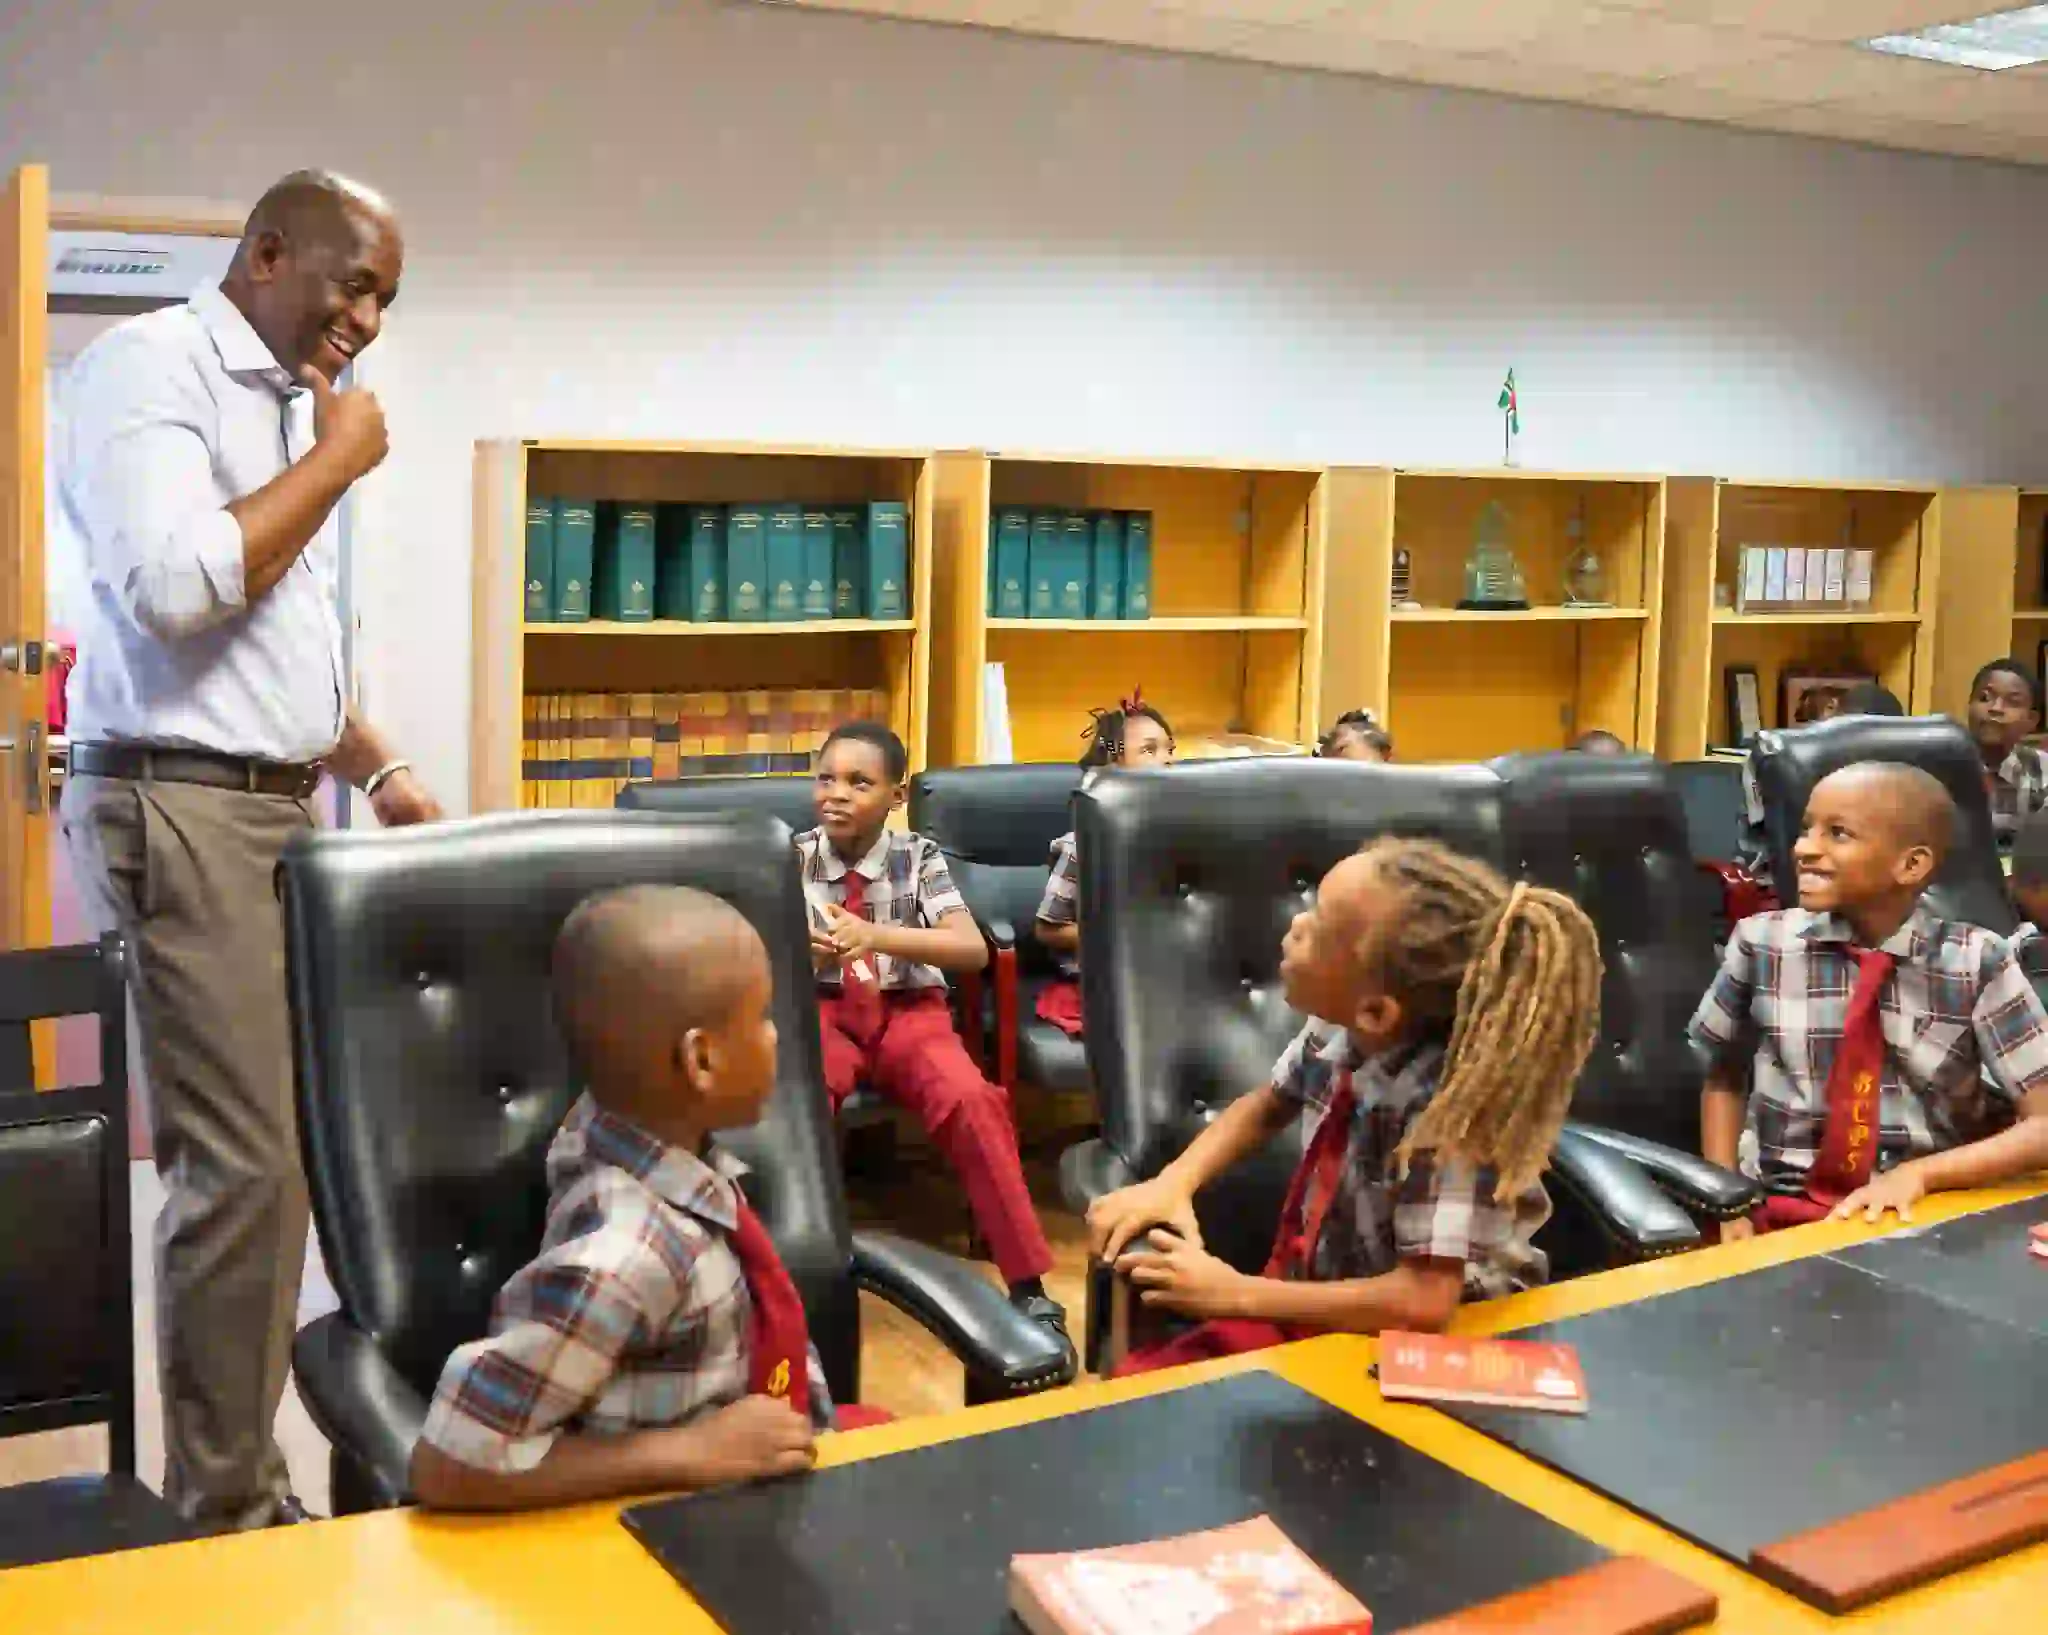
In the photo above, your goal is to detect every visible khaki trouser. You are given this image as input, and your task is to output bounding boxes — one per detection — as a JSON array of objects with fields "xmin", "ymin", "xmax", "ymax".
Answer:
[{"xmin": 62, "ymin": 773, "xmax": 317, "ymax": 1530}]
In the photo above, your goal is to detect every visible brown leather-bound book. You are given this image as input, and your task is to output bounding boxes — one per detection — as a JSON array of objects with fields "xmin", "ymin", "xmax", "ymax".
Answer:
[
  {"xmin": 1376, "ymin": 1331, "xmax": 1587, "ymax": 1415},
  {"xmin": 1009, "ymin": 1515, "xmax": 1371, "ymax": 1635}
]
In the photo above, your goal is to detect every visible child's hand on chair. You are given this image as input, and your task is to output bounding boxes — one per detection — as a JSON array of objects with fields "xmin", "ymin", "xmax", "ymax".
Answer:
[
  {"xmin": 1118, "ymin": 1228, "xmax": 1251, "ymax": 1320},
  {"xmin": 1087, "ymin": 1177, "xmax": 1203, "ymax": 1262}
]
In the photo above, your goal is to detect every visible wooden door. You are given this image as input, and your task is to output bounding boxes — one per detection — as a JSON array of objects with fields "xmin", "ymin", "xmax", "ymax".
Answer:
[{"xmin": 0, "ymin": 165, "xmax": 49, "ymax": 960}]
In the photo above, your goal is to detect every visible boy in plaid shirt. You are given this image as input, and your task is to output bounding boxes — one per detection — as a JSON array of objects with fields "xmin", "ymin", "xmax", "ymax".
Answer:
[
  {"xmin": 1088, "ymin": 835, "xmax": 1603, "ymax": 1373},
  {"xmin": 411, "ymin": 886, "xmax": 866, "ymax": 1511},
  {"xmin": 1966, "ymin": 658, "xmax": 2046, "ymax": 851},
  {"xmin": 1694, "ymin": 761, "xmax": 2048, "ymax": 1240},
  {"xmin": 800, "ymin": 721, "xmax": 1072, "ymax": 1362}
]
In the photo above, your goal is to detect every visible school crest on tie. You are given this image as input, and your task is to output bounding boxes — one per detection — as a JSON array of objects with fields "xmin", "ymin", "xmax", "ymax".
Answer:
[{"xmin": 766, "ymin": 1357, "xmax": 791, "ymax": 1399}]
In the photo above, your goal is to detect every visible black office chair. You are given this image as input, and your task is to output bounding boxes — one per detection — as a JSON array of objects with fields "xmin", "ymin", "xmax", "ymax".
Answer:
[
  {"xmin": 616, "ymin": 773, "xmax": 818, "ymax": 832},
  {"xmin": 1490, "ymin": 752, "xmax": 1760, "ymax": 1257},
  {"xmin": 0, "ymin": 935, "xmax": 193, "ymax": 1568},
  {"xmin": 280, "ymin": 811, "xmax": 1073, "ymax": 1515},
  {"xmin": 1750, "ymin": 715, "xmax": 2013, "ymax": 934},
  {"xmin": 909, "ymin": 763, "xmax": 1087, "ymax": 1098},
  {"xmin": 1061, "ymin": 760, "xmax": 1700, "ymax": 1365},
  {"xmin": 1666, "ymin": 758, "xmax": 1778, "ymax": 946}
]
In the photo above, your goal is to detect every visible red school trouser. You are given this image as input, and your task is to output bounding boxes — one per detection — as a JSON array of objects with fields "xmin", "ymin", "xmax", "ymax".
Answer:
[
  {"xmin": 1109, "ymin": 1318, "xmax": 1301, "ymax": 1377},
  {"xmin": 817, "ymin": 988, "xmax": 1055, "ymax": 1284}
]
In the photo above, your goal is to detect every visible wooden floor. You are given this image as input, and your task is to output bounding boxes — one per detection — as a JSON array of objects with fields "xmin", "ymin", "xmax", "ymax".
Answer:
[{"xmin": 0, "ymin": 1126, "xmax": 1100, "ymax": 1509}]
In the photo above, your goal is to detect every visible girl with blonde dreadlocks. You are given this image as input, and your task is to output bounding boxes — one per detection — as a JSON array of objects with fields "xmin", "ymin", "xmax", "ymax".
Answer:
[
  {"xmin": 1089, "ymin": 835, "xmax": 1603, "ymax": 1373},
  {"xmin": 1031, "ymin": 691, "xmax": 1174, "ymax": 1037}
]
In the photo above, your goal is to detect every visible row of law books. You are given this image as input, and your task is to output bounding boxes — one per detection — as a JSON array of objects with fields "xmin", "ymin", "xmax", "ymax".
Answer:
[
  {"xmin": 988, "ymin": 508, "xmax": 1153, "ymax": 619},
  {"xmin": 520, "ymin": 687, "xmax": 887, "ymax": 808},
  {"xmin": 526, "ymin": 499, "xmax": 910, "ymax": 624}
]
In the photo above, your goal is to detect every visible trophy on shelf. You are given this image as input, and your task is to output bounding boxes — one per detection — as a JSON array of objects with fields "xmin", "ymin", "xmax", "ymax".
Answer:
[
  {"xmin": 1458, "ymin": 501, "xmax": 1529, "ymax": 610},
  {"xmin": 1561, "ymin": 498, "xmax": 1610, "ymax": 608},
  {"xmin": 1391, "ymin": 545, "xmax": 1419, "ymax": 610}
]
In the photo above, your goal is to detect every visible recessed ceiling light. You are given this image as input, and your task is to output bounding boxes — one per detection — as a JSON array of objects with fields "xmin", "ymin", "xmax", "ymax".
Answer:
[{"xmin": 1864, "ymin": 5, "xmax": 2048, "ymax": 70}]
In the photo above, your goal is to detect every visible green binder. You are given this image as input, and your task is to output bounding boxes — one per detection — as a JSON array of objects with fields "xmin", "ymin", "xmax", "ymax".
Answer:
[
  {"xmin": 654, "ymin": 505, "xmax": 691, "ymax": 620},
  {"xmin": 1057, "ymin": 511, "xmax": 1092, "ymax": 619},
  {"xmin": 831, "ymin": 508, "xmax": 864, "ymax": 618},
  {"xmin": 1121, "ymin": 510, "xmax": 1153, "ymax": 620},
  {"xmin": 866, "ymin": 501, "xmax": 909, "ymax": 620},
  {"xmin": 551, "ymin": 499, "xmax": 596, "ymax": 623},
  {"xmin": 595, "ymin": 504, "xmax": 657, "ymax": 621},
  {"xmin": 1090, "ymin": 511, "xmax": 1125, "ymax": 620},
  {"xmin": 994, "ymin": 509, "xmax": 1030, "ymax": 618},
  {"xmin": 766, "ymin": 503, "xmax": 805, "ymax": 621},
  {"xmin": 800, "ymin": 509, "xmax": 835, "ymax": 619},
  {"xmin": 688, "ymin": 505, "xmax": 725, "ymax": 622},
  {"xmin": 725, "ymin": 505, "xmax": 769, "ymax": 622},
  {"xmin": 1027, "ymin": 512, "xmax": 1061, "ymax": 618},
  {"xmin": 524, "ymin": 498, "xmax": 555, "ymax": 623}
]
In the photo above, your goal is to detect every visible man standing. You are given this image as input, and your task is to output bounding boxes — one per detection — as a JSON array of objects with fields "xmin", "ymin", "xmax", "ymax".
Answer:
[{"xmin": 58, "ymin": 170, "xmax": 439, "ymax": 1529}]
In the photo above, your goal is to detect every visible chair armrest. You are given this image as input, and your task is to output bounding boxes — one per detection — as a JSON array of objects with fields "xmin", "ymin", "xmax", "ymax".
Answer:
[
  {"xmin": 1696, "ymin": 859, "xmax": 1778, "ymax": 922},
  {"xmin": 1546, "ymin": 1127, "xmax": 1701, "ymax": 1261},
  {"xmin": 850, "ymin": 1230, "xmax": 1075, "ymax": 1397},
  {"xmin": 1057, "ymin": 1135, "xmax": 1134, "ymax": 1216},
  {"xmin": 1564, "ymin": 1122, "xmax": 1761, "ymax": 1222},
  {"xmin": 959, "ymin": 917, "xmax": 1021, "ymax": 1087},
  {"xmin": 291, "ymin": 1311, "xmax": 429, "ymax": 1511}
]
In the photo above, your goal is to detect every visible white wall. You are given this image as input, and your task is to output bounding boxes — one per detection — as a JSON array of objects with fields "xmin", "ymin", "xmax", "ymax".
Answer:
[{"xmin": 6, "ymin": 0, "xmax": 2048, "ymax": 806}]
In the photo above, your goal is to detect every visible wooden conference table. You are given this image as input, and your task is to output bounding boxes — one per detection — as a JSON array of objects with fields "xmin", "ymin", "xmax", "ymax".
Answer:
[{"xmin": 5, "ymin": 1182, "xmax": 2045, "ymax": 1635}]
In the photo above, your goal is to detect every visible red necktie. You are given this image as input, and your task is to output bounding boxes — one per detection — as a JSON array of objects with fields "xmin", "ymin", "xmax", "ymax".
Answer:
[
  {"xmin": 727, "ymin": 1191, "xmax": 812, "ymax": 1412},
  {"xmin": 1263, "ymin": 1069, "xmax": 1357, "ymax": 1279},
  {"xmin": 1806, "ymin": 948, "xmax": 1896, "ymax": 1207},
  {"xmin": 836, "ymin": 870, "xmax": 884, "ymax": 1042}
]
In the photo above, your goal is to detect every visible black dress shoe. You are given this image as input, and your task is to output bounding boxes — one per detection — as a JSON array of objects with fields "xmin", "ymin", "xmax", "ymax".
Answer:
[{"xmin": 1011, "ymin": 1289, "xmax": 1075, "ymax": 1357}]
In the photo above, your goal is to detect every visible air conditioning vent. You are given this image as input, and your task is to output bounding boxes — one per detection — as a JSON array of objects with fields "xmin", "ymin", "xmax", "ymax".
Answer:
[{"xmin": 49, "ymin": 230, "xmax": 235, "ymax": 300}]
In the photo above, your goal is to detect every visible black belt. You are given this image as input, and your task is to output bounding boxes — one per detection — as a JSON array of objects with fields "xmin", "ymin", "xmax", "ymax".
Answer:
[{"xmin": 69, "ymin": 741, "xmax": 323, "ymax": 800}]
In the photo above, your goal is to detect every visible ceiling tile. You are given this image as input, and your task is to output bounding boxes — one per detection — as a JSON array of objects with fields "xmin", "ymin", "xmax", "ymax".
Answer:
[
  {"xmin": 1154, "ymin": 0, "xmax": 1348, "ymax": 22},
  {"xmin": 1513, "ymin": 8, "xmax": 1795, "ymax": 78},
  {"xmin": 1681, "ymin": 40, "xmax": 1985, "ymax": 103},
  {"xmin": 1405, "ymin": 51, "xmax": 1637, "ymax": 102},
  {"xmin": 1310, "ymin": 0, "xmax": 1608, "ymax": 56},
  {"xmin": 1636, "ymin": 2, "xmax": 1994, "ymax": 45},
  {"xmin": 1028, "ymin": 0, "xmax": 1260, "ymax": 53},
  {"xmin": 1747, "ymin": 102, "xmax": 1989, "ymax": 151},
  {"xmin": 1580, "ymin": 78, "xmax": 1780, "ymax": 121},
  {"xmin": 1230, "ymin": 24, "xmax": 1438, "ymax": 75}
]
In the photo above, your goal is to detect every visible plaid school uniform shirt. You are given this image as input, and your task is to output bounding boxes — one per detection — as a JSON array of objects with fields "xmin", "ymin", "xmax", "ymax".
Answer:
[
  {"xmin": 1035, "ymin": 830, "xmax": 1081, "ymax": 978},
  {"xmin": 1688, "ymin": 905, "xmax": 2048, "ymax": 1193},
  {"xmin": 1988, "ymin": 743, "xmax": 2048, "ymax": 849},
  {"xmin": 419, "ymin": 1095, "xmax": 831, "ymax": 1474},
  {"xmin": 1269, "ymin": 1021, "xmax": 1550, "ymax": 1299},
  {"xmin": 795, "ymin": 826, "xmax": 965, "ymax": 991}
]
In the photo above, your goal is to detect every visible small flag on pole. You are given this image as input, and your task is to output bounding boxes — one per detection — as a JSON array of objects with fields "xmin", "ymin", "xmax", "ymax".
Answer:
[{"xmin": 1497, "ymin": 369, "xmax": 1520, "ymax": 435}]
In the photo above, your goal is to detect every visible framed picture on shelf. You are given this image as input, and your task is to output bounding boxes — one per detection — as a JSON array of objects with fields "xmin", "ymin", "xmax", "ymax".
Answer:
[
  {"xmin": 1780, "ymin": 668, "xmax": 1878, "ymax": 730},
  {"xmin": 1723, "ymin": 664, "xmax": 1763, "ymax": 748}
]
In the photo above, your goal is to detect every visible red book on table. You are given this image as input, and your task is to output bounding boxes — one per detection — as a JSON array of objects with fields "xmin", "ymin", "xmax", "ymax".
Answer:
[{"xmin": 1376, "ymin": 1331, "xmax": 1588, "ymax": 1415}]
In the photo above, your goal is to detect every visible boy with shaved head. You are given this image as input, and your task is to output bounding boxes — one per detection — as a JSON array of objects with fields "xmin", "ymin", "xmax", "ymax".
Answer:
[
  {"xmin": 1692, "ymin": 762, "xmax": 2048, "ymax": 1238},
  {"xmin": 413, "ymin": 884, "xmax": 856, "ymax": 1511}
]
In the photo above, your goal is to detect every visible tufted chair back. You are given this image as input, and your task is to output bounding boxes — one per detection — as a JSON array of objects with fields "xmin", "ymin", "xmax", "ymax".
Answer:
[
  {"xmin": 616, "ymin": 773, "xmax": 819, "ymax": 836},
  {"xmin": 1750, "ymin": 715, "xmax": 2012, "ymax": 935},
  {"xmin": 909, "ymin": 762, "xmax": 1084, "ymax": 981},
  {"xmin": 1490, "ymin": 752, "xmax": 1717, "ymax": 1155},
  {"xmin": 279, "ymin": 811, "xmax": 860, "ymax": 1405},
  {"xmin": 1076, "ymin": 758, "xmax": 1509, "ymax": 1273}
]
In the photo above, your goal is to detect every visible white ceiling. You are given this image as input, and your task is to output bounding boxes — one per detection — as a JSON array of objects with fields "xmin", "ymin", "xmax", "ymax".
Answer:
[{"xmin": 783, "ymin": 1, "xmax": 2048, "ymax": 165}]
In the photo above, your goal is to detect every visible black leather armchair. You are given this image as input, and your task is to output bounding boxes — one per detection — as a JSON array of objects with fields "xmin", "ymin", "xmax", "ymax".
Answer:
[
  {"xmin": 1489, "ymin": 752, "xmax": 1760, "ymax": 1252},
  {"xmin": 1061, "ymin": 759, "xmax": 1707, "ymax": 1364},
  {"xmin": 1750, "ymin": 714, "xmax": 2013, "ymax": 933},
  {"xmin": 279, "ymin": 811, "xmax": 1073, "ymax": 1515},
  {"xmin": 0, "ymin": 936, "xmax": 193, "ymax": 1567},
  {"xmin": 909, "ymin": 763, "xmax": 1086, "ymax": 1096},
  {"xmin": 616, "ymin": 773, "xmax": 818, "ymax": 832},
  {"xmin": 1667, "ymin": 758, "xmax": 1778, "ymax": 945}
]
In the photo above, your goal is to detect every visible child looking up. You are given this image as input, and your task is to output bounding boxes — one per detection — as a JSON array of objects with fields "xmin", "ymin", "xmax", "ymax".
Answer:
[
  {"xmin": 412, "ymin": 886, "xmax": 827, "ymax": 1511},
  {"xmin": 1694, "ymin": 762, "xmax": 2048, "ymax": 1237},
  {"xmin": 799, "ymin": 721, "xmax": 1072, "ymax": 1360},
  {"xmin": 1032, "ymin": 694, "xmax": 1175, "ymax": 1038},
  {"xmin": 1966, "ymin": 658, "xmax": 2046, "ymax": 850},
  {"xmin": 1087, "ymin": 837, "xmax": 1602, "ymax": 1372},
  {"xmin": 1316, "ymin": 709, "xmax": 1393, "ymax": 763}
]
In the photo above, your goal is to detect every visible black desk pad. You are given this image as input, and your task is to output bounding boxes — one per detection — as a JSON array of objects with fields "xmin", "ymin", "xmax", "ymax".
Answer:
[
  {"xmin": 1449, "ymin": 1256, "xmax": 2048, "ymax": 1567},
  {"xmin": 623, "ymin": 1370, "xmax": 1610, "ymax": 1634},
  {"xmin": 1825, "ymin": 1198, "xmax": 2048, "ymax": 1338}
]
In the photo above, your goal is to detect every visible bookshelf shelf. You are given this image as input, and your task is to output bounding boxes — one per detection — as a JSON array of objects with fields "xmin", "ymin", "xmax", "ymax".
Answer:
[
  {"xmin": 2015, "ymin": 607, "xmax": 2048, "ymax": 620},
  {"xmin": 1661, "ymin": 478, "xmax": 1945, "ymax": 760},
  {"xmin": 927, "ymin": 455, "xmax": 1333, "ymax": 763},
  {"xmin": 523, "ymin": 619, "xmax": 919, "ymax": 637},
  {"xmin": 472, "ymin": 439, "xmax": 937, "ymax": 813},
  {"xmin": 1322, "ymin": 469, "xmax": 1667, "ymax": 762}
]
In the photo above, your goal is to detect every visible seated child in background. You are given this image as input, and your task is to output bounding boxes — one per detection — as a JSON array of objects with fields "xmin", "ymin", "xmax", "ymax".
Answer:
[
  {"xmin": 1315, "ymin": 708, "xmax": 1393, "ymax": 763},
  {"xmin": 800, "ymin": 721, "xmax": 1072, "ymax": 1354},
  {"xmin": 412, "ymin": 885, "xmax": 845, "ymax": 1511},
  {"xmin": 1032, "ymin": 693, "xmax": 1175, "ymax": 1039},
  {"xmin": 1735, "ymin": 681, "xmax": 1904, "ymax": 895},
  {"xmin": 1087, "ymin": 835, "xmax": 1603, "ymax": 1374},
  {"xmin": 1966, "ymin": 657, "xmax": 2046, "ymax": 851},
  {"xmin": 1571, "ymin": 729, "xmax": 1628, "ymax": 756},
  {"xmin": 2004, "ymin": 805, "xmax": 2048, "ymax": 997},
  {"xmin": 1696, "ymin": 762, "xmax": 2048, "ymax": 1240}
]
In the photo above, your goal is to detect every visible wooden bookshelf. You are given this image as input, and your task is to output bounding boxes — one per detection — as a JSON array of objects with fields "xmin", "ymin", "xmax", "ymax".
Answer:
[
  {"xmin": 1321, "ymin": 468, "xmax": 1667, "ymax": 763},
  {"xmin": 1658, "ymin": 478, "xmax": 1943, "ymax": 760},
  {"xmin": 927, "ymin": 454, "xmax": 1341, "ymax": 765},
  {"xmin": 471, "ymin": 440, "xmax": 937, "ymax": 812}
]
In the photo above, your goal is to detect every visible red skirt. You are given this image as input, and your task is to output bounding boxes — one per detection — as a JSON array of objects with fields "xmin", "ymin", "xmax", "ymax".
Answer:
[
  {"xmin": 1035, "ymin": 978, "xmax": 1085, "ymax": 1039},
  {"xmin": 833, "ymin": 1404, "xmax": 896, "ymax": 1430},
  {"xmin": 1108, "ymin": 1318, "xmax": 1301, "ymax": 1377}
]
